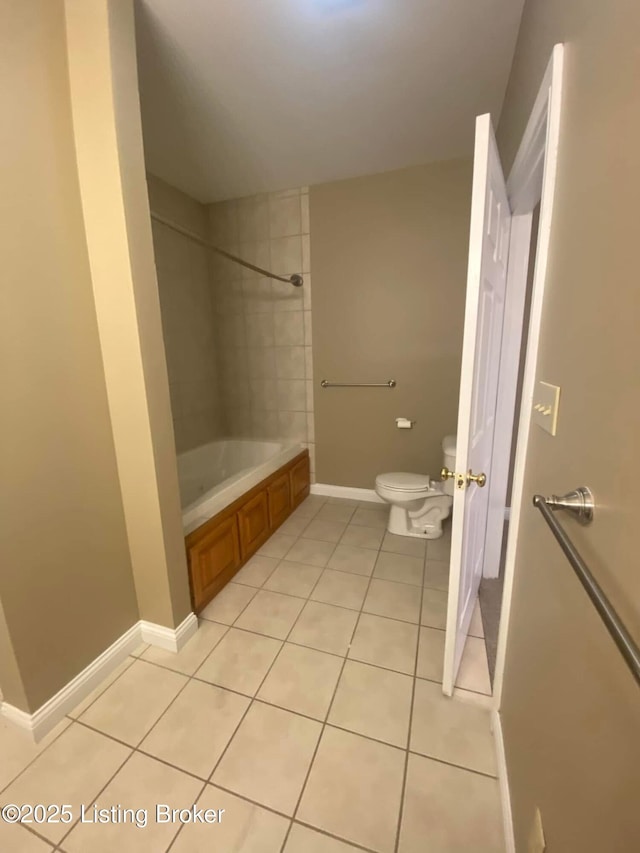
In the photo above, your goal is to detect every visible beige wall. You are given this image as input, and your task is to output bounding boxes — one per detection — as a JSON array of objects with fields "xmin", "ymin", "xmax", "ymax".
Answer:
[
  {"xmin": 311, "ymin": 160, "xmax": 472, "ymax": 488},
  {"xmin": 148, "ymin": 174, "xmax": 224, "ymax": 453},
  {"xmin": 497, "ymin": 1, "xmax": 640, "ymax": 849},
  {"xmin": 0, "ymin": 0, "xmax": 137, "ymax": 711},
  {"xmin": 208, "ymin": 189, "xmax": 315, "ymax": 476}
]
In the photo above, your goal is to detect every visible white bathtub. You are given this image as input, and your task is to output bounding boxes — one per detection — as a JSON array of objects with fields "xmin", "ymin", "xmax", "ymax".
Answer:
[{"xmin": 178, "ymin": 439, "xmax": 304, "ymax": 535}]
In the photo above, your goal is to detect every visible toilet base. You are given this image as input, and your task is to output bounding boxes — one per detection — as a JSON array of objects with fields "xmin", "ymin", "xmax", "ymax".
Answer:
[{"xmin": 387, "ymin": 500, "xmax": 451, "ymax": 540}]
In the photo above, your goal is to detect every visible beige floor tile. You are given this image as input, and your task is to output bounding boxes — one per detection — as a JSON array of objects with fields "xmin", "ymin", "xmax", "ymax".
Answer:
[
  {"xmin": 469, "ymin": 600, "xmax": 485, "ymax": 638},
  {"xmin": 350, "ymin": 507, "xmax": 389, "ymax": 530},
  {"xmin": 381, "ymin": 531, "xmax": 427, "ymax": 558},
  {"xmin": 213, "ymin": 702, "xmax": 321, "ymax": 815},
  {"xmin": 258, "ymin": 533, "xmax": 298, "ymax": 559},
  {"xmin": 258, "ymin": 643, "xmax": 343, "ymax": 719},
  {"xmin": 316, "ymin": 503, "xmax": 357, "ymax": 524},
  {"xmin": 171, "ymin": 784, "xmax": 290, "ymax": 852},
  {"xmin": 410, "ymin": 679, "xmax": 496, "ymax": 776},
  {"xmin": 80, "ymin": 659, "xmax": 187, "ymax": 746},
  {"xmin": 63, "ymin": 752, "xmax": 202, "ymax": 853},
  {"xmin": 263, "ymin": 561, "xmax": 323, "ymax": 598},
  {"xmin": 363, "ymin": 579, "xmax": 421, "ymax": 623},
  {"xmin": 291, "ymin": 498, "xmax": 324, "ymax": 519},
  {"xmin": 129, "ymin": 641, "xmax": 150, "ymax": 657},
  {"xmin": 348, "ymin": 614, "xmax": 418, "ymax": 675},
  {"xmin": 278, "ymin": 515, "xmax": 312, "ymax": 537},
  {"xmin": 288, "ymin": 601, "xmax": 358, "ymax": 656},
  {"xmin": 311, "ymin": 570, "xmax": 369, "ymax": 611},
  {"xmin": 399, "ymin": 753, "xmax": 504, "ymax": 853},
  {"xmin": 140, "ymin": 680, "xmax": 249, "ymax": 778},
  {"xmin": 374, "ymin": 552, "xmax": 423, "ymax": 586},
  {"xmin": 0, "ymin": 715, "xmax": 72, "ymax": 791},
  {"xmin": 423, "ymin": 560, "xmax": 450, "ymax": 591},
  {"xmin": 284, "ymin": 823, "xmax": 363, "ymax": 852},
  {"xmin": 141, "ymin": 620, "xmax": 227, "ymax": 675},
  {"xmin": 456, "ymin": 636, "xmax": 491, "ymax": 695},
  {"xmin": 1, "ymin": 723, "xmax": 130, "ymax": 844},
  {"xmin": 327, "ymin": 544, "xmax": 377, "ymax": 577},
  {"xmin": 425, "ymin": 530, "xmax": 452, "ymax": 562},
  {"xmin": 234, "ymin": 590, "xmax": 305, "ymax": 639},
  {"xmin": 0, "ymin": 820, "xmax": 54, "ymax": 851},
  {"xmin": 298, "ymin": 727, "xmax": 405, "ymax": 853},
  {"xmin": 416, "ymin": 627, "xmax": 445, "ymax": 683},
  {"xmin": 329, "ymin": 661, "xmax": 413, "ymax": 747},
  {"xmin": 304, "ymin": 519, "xmax": 348, "ymax": 543},
  {"xmin": 200, "ymin": 583, "xmax": 256, "ymax": 624},
  {"xmin": 285, "ymin": 538, "xmax": 336, "ymax": 567},
  {"xmin": 195, "ymin": 628, "xmax": 282, "ymax": 695},
  {"xmin": 328, "ymin": 497, "xmax": 360, "ymax": 507},
  {"xmin": 67, "ymin": 658, "xmax": 136, "ymax": 719},
  {"xmin": 339, "ymin": 525, "xmax": 384, "ymax": 550},
  {"xmin": 421, "ymin": 588, "xmax": 448, "ymax": 629},
  {"xmin": 452, "ymin": 687, "xmax": 494, "ymax": 709},
  {"xmin": 233, "ymin": 554, "xmax": 280, "ymax": 587}
]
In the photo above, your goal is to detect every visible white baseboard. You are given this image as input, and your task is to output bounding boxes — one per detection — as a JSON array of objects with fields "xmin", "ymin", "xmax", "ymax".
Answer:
[
  {"xmin": 140, "ymin": 612, "xmax": 198, "ymax": 653},
  {"xmin": 492, "ymin": 709, "xmax": 516, "ymax": 853},
  {"xmin": 311, "ymin": 483, "xmax": 384, "ymax": 504},
  {"xmin": 0, "ymin": 613, "xmax": 198, "ymax": 743}
]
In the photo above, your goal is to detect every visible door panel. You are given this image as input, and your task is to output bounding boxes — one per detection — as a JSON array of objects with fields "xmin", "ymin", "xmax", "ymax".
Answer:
[{"xmin": 443, "ymin": 114, "xmax": 512, "ymax": 695}]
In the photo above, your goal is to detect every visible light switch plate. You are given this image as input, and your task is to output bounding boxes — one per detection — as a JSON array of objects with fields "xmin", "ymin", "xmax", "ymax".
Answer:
[{"xmin": 532, "ymin": 380, "xmax": 560, "ymax": 436}]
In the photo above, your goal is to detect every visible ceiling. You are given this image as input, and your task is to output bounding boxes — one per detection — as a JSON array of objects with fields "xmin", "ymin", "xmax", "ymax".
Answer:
[{"xmin": 135, "ymin": 0, "xmax": 524, "ymax": 203}]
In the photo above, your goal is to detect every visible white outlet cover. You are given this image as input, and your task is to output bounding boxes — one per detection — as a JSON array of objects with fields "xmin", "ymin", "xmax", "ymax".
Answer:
[{"xmin": 532, "ymin": 380, "xmax": 560, "ymax": 436}]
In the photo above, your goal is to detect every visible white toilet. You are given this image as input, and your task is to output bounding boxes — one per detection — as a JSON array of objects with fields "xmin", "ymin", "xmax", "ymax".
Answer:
[{"xmin": 375, "ymin": 435, "xmax": 456, "ymax": 539}]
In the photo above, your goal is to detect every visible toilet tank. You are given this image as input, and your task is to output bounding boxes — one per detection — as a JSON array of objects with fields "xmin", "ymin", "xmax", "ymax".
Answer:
[{"xmin": 441, "ymin": 435, "xmax": 457, "ymax": 496}]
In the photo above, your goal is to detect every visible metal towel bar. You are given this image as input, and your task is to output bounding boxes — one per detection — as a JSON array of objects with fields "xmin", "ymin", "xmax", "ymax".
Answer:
[
  {"xmin": 320, "ymin": 380, "xmax": 396, "ymax": 388},
  {"xmin": 533, "ymin": 489, "xmax": 640, "ymax": 686}
]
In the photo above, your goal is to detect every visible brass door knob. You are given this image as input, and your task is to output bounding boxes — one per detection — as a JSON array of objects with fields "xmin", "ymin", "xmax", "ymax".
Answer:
[
  {"xmin": 441, "ymin": 467, "xmax": 455, "ymax": 481},
  {"xmin": 467, "ymin": 469, "xmax": 487, "ymax": 487}
]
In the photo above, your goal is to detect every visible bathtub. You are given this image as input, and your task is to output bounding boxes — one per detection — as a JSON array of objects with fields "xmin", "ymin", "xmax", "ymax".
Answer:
[{"xmin": 178, "ymin": 439, "xmax": 304, "ymax": 535}]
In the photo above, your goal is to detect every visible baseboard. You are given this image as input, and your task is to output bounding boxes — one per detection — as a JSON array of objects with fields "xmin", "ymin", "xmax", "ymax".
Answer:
[
  {"xmin": 140, "ymin": 612, "xmax": 198, "ymax": 653},
  {"xmin": 492, "ymin": 709, "xmax": 516, "ymax": 853},
  {"xmin": 0, "ymin": 613, "xmax": 198, "ymax": 743},
  {"xmin": 311, "ymin": 483, "xmax": 384, "ymax": 504}
]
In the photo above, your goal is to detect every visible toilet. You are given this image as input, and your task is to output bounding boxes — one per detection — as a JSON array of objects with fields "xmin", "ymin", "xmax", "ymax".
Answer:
[{"xmin": 375, "ymin": 435, "xmax": 456, "ymax": 539}]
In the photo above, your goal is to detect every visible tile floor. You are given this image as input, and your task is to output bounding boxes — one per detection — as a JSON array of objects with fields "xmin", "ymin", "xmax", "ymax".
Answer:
[{"xmin": 0, "ymin": 496, "xmax": 503, "ymax": 853}]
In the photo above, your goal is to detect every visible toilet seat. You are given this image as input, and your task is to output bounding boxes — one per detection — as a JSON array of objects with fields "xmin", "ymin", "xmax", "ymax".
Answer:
[{"xmin": 375, "ymin": 472, "xmax": 431, "ymax": 493}]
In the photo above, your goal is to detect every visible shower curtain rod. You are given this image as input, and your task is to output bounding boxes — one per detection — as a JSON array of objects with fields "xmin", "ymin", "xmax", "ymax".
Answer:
[{"xmin": 150, "ymin": 211, "xmax": 303, "ymax": 287}]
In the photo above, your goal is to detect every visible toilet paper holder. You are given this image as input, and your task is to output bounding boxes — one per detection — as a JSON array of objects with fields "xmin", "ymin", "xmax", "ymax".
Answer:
[{"xmin": 395, "ymin": 417, "xmax": 415, "ymax": 429}]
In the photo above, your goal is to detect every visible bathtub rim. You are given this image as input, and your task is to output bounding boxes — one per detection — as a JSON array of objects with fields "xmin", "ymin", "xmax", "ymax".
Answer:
[{"xmin": 181, "ymin": 440, "xmax": 305, "ymax": 535}]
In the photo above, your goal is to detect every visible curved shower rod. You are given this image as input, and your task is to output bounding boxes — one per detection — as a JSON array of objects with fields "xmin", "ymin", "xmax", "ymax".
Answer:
[{"xmin": 149, "ymin": 211, "xmax": 303, "ymax": 287}]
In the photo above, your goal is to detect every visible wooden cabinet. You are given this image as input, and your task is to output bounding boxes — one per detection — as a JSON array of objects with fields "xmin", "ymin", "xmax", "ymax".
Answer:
[
  {"xmin": 187, "ymin": 515, "xmax": 240, "ymax": 608},
  {"xmin": 238, "ymin": 489, "xmax": 270, "ymax": 559},
  {"xmin": 290, "ymin": 455, "xmax": 311, "ymax": 507},
  {"xmin": 268, "ymin": 472, "xmax": 291, "ymax": 530},
  {"xmin": 186, "ymin": 450, "xmax": 310, "ymax": 613}
]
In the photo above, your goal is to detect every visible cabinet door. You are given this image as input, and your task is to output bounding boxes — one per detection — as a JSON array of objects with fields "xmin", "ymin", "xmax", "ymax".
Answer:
[
  {"xmin": 188, "ymin": 516, "xmax": 240, "ymax": 611},
  {"xmin": 290, "ymin": 455, "xmax": 310, "ymax": 507},
  {"xmin": 238, "ymin": 489, "xmax": 270, "ymax": 559},
  {"xmin": 268, "ymin": 472, "xmax": 291, "ymax": 530}
]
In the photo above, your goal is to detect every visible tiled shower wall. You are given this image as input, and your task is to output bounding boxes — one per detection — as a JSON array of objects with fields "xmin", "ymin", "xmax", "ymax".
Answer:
[
  {"xmin": 208, "ymin": 187, "xmax": 316, "ymax": 479},
  {"xmin": 148, "ymin": 175, "xmax": 223, "ymax": 453}
]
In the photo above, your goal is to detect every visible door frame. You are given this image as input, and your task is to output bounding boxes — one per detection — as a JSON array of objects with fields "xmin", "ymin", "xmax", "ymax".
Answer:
[{"xmin": 490, "ymin": 43, "xmax": 564, "ymax": 705}]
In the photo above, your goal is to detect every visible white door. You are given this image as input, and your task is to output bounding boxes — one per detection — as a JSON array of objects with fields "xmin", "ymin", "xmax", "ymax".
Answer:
[{"xmin": 442, "ymin": 114, "xmax": 512, "ymax": 696}]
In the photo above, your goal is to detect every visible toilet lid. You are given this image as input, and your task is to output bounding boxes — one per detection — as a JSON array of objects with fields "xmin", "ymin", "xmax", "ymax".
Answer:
[{"xmin": 376, "ymin": 472, "xmax": 431, "ymax": 492}]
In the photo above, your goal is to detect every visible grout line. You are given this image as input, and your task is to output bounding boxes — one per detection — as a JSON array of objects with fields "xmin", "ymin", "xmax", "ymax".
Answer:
[
  {"xmin": 392, "ymin": 555, "xmax": 425, "ymax": 853},
  {"xmin": 281, "ymin": 541, "xmax": 382, "ymax": 850}
]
